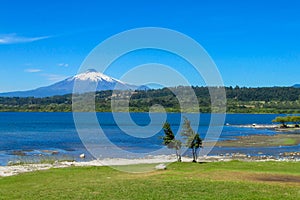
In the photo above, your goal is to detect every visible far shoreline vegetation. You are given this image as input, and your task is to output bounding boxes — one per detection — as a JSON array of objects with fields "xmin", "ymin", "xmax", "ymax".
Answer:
[{"xmin": 0, "ymin": 86, "xmax": 300, "ymax": 113}]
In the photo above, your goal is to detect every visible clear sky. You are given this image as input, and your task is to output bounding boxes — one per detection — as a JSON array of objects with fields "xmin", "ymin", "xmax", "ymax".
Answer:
[{"xmin": 0, "ymin": 0, "xmax": 299, "ymax": 92}]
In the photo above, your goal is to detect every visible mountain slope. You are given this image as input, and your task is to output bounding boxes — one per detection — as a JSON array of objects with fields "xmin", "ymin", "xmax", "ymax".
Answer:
[
  {"xmin": 293, "ymin": 84, "xmax": 300, "ymax": 88},
  {"xmin": 0, "ymin": 69, "xmax": 146, "ymax": 97}
]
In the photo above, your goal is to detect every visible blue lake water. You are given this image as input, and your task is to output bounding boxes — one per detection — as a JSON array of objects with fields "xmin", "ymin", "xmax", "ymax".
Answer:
[{"xmin": 0, "ymin": 112, "xmax": 299, "ymax": 165}]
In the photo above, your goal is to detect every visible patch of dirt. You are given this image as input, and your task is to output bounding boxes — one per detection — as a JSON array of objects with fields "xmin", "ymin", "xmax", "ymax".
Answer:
[
  {"xmin": 255, "ymin": 175, "xmax": 300, "ymax": 183},
  {"xmin": 193, "ymin": 170, "xmax": 300, "ymax": 186}
]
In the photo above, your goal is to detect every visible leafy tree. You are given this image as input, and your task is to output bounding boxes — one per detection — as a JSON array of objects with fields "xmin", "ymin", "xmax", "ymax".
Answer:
[
  {"xmin": 272, "ymin": 116, "xmax": 290, "ymax": 128},
  {"xmin": 181, "ymin": 117, "xmax": 202, "ymax": 162},
  {"xmin": 272, "ymin": 116, "xmax": 300, "ymax": 128},
  {"xmin": 291, "ymin": 116, "xmax": 300, "ymax": 127},
  {"xmin": 162, "ymin": 122, "xmax": 182, "ymax": 162},
  {"xmin": 272, "ymin": 117, "xmax": 288, "ymax": 128}
]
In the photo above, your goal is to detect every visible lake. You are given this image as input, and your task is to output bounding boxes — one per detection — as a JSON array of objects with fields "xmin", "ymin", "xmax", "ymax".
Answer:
[{"xmin": 0, "ymin": 112, "xmax": 298, "ymax": 165}]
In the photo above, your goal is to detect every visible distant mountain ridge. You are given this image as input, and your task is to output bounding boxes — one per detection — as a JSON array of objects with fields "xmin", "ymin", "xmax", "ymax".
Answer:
[
  {"xmin": 293, "ymin": 84, "xmax": 300, "ymax": 88},
  {"xmin": 0, "ymin": 69, "xmax": 147, "ymax": 97}
]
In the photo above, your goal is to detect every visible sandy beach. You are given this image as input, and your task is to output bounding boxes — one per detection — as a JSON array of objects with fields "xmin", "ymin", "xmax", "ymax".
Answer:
[
  {"xmin": 1, "ymin": 154, "xmax": 299, "ymax": 177},
  {"xmin": 0, "ymin": 155, "xmax": 179, "ymax": 177}
]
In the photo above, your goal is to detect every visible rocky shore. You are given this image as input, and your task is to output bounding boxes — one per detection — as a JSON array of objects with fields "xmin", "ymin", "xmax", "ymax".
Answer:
[{"xmin": 230, "ymin": 123, "xmax": 300, "ymax": 133}]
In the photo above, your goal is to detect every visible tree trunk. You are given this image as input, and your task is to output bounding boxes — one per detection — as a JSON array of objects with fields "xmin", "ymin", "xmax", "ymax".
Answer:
[
  {"xmin": 176, "ymin": 150, "xmax": 182, "ymax": 162},
  {"xmin": 192, "ymin": 148, "xmax": 196, "ymax": 162},
  {"xmin": 178, "ymin": 154, "xmax": 182, "ymax": 162}
]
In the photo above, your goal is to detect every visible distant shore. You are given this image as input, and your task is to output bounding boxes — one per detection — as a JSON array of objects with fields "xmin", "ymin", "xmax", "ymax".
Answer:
[{"xmin": 229, "ymin": 123, "xmax": 300, "ymax": 133}]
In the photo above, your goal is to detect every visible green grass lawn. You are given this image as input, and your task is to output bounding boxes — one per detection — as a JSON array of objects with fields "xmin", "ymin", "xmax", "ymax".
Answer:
[
  {"xmin": 282, "ymin": 138, "xmax": 297, "ymax": 145},
  {"xmin": 0, "ymin": 161, "xmax": 299, "ymax": 199}
]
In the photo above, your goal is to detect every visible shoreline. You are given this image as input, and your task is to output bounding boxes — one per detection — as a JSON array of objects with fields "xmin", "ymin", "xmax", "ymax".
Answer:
[
  {"xmin": 207, "ymin": 133, "xmax": 300, "ymax": 147},
  {"xmin": 1, "ymin": 154, "xmax": 299, "ymax": 177},
  {"xmin": 0, "ymin": 112, "xmax": 299, "ymax": 115},
  {"xmin": 230, "ymin": 123, "xmax": 300, "ymax": 131},
  {"xmin": 1, "ymin": 122, "xmax": 299, "ymax": 177}
]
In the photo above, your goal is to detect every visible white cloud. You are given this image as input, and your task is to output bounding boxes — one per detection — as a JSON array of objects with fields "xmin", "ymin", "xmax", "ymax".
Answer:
[
  {"xmin": 58, "ymin": 63, "xmax": 69, "ymax": 67},
  {"xmin": 25, "ymin": 68, "xmax": 42, "ymax": 73},
  {"xmin": 0, "ymin": 33, "xmax": 50, "ymax": 44},
  {"xmin": 42, "ymin": 73, "xmax": 68, "ymax": 82}
]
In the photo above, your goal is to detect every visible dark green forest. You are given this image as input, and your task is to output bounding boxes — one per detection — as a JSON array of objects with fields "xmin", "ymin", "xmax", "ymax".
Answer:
[{"xmin": 0, "ymin": 86, "xmax": 300, "ymax": 113}]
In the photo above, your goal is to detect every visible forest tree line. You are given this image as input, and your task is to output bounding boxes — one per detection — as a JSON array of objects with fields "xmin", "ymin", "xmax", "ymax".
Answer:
[{"xmin": 0, "ymin": 86, "xmax": 300, "ymax": 113}]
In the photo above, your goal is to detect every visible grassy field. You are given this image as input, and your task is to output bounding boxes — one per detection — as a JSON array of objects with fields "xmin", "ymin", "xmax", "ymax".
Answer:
[{"xmin": 0, "ymin": 161, "xmax": 299, "ymax": 199}]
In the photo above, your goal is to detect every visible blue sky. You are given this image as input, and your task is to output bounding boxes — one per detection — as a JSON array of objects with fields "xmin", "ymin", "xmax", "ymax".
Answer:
[{"xmin": 0, "ymin": 0, "xmax": 299, "ymax": 92}]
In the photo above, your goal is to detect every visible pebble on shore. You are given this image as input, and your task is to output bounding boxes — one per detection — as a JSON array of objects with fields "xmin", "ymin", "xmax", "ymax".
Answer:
[
  {"xmin": 79, "ymin": 154, "xmax": 85, "ymax": 159},
  {"xmin": 155, "ymin": 164, "xmax": 167, "ymax": 170}
]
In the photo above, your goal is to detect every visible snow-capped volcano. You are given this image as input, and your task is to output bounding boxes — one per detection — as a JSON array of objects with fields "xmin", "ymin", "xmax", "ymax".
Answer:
[
  {"xmin": 0, "ymin": 69, "xmax": 147, "ymax": 97},
  {"xmin": 69, "ymin": 69, "xmax": 119, "ymax": 83}
]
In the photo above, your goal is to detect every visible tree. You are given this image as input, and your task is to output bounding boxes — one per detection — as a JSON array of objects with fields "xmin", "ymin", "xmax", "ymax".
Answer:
[
  {"xmin": 272, "ymin": 116, "xmax": 289, "ymax": 128},
  {"xmin": 162, "ymin": 122, "xmax": 182, "ymax": 162},
  {"xmin": 181, "ymin": 117, "xmax": 202, "ymax": 162},
  {"xmin": 291, "ymin": 116, "xmax": 300, "ymax": 128}
]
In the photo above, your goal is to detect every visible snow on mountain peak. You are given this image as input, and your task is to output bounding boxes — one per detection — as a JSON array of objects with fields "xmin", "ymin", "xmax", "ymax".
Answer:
[{"xmin": 71, "ymin": 69, "xmax": 115, "ymax": 82}]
